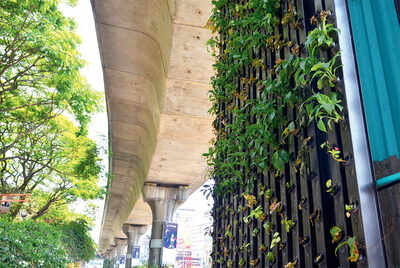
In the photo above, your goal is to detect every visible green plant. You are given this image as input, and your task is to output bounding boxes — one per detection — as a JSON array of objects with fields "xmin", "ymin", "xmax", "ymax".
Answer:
[
  {"xmin": 60, "ymin": 219, "xmax": 96, "ymax": 262},
  {"xmin": 326, "ymin": 179, "xmax": 339, "ymax": 196},
  {"xmin": 335, "ymin": 237, "xmax": 360, "ymax": 262},
  {"xmin": 311, "ymin": 52, "xmax": 342, "ymax": 90},
  {"xmin": 0, "ymin": 217, "xmax": 68, "ymax": 267},
  {"xmin": 281, "ymin": 216, "xmax": 296, "ymax": 232},
  {"xmin": 330, "ymin": 226, "xmax": 342, "ymax": 243},
  {"xmin": 314, "ymin": 254, "xmax": 324, "ymax": 264},
  {"xmin": 345, "ymin": 203, "xmax": 357, "ymax": 218},
  {"xmin": 263, "ymin": 221, "xmax": 274, "ymax": 234},
  {"xmin": 305, "ymin": 11, "xmax": 339, "ymax": 57},
  {"xmin": 303, "ymin": 92, "xmax": 343, "ymax": 132},
  {"xmin": 206, "ymin": 1, "xmax": 347, "ymax": 265},
  {"xmin": 269, "ymin": 199, "xmax": 282, "ymax": 214},
  {"xmin": 251, "ymin": 228, "xmax": 259, "ymax": 237},
  {"xmin": 266, "ymin": 251, "xmax": 275, "ymax": 263},
  {"xmin": 321, "ymin": 142, "xmax": 347, "ymax": 162},
  {"xmin": 265, "ymin": 189, "xmax": 273, "ymax": 199},
  {"xmin": 270, "ymin": 232, "xmax": 281, "ymax": 249},
  {"xmin": 225, "ymin": 224, "xmax": 233, "ymax": 239},
  {"xmin": 243, "ymin": 205, "xmax": 265, "ymax": 223}
]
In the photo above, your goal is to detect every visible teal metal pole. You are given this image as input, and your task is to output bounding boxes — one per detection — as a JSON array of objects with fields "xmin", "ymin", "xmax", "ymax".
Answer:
[{"xmin": 376, "ymin": 172, "xmax": 400, "ymax": 189}]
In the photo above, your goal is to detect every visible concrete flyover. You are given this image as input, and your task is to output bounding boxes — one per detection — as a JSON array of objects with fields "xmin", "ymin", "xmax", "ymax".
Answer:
[{"xmin": 90, "ymin": 0, "xmax": 213, "ymax": 263}]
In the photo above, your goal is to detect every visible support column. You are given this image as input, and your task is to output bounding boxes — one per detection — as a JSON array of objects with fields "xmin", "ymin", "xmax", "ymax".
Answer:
[
  {"xmin": 102, "ymin": 252, "xmax": 109, "ymax": 268},
  {"xmin": 122, "ymin": 224, "xmax": 147, "ymax": 268},
  {"xmin": 143, "ymin": 184, "xmax": 188, "ymax": 268},
  {"xmin": 110, "ymin": 246, "xmax": 117, "ymax": 268},
  {"xmin": 115, "ymin": 238, "xmax": 127, "ymax": 268}
]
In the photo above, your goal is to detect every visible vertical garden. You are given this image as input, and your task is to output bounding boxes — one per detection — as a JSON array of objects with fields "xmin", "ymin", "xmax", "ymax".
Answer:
[{"xmin": 204, "ymin": 0, "xmax": 367, "ymax": 267}]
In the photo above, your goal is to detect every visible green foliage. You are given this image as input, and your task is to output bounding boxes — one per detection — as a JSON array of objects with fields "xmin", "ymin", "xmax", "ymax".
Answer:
[
  {"xmin": 281, "ymin": 216, "xmax": 295, "ymax": 233},
  {"xmin": 335, "ymin": 237, "xmax": 360, "ymax": 262},
  {"xmin": 204, "ymin": 3, "xmax": 344, "ymax": 196},
  {"xmin": 311, "ymin": 52, "xmax": 342, "ymax": 90},
  {"xmin": 263, "ymin": 221, "xmax": 274, "ymax": 234},
  {"xmin": 0, "ymin": 217, "xmax": 68, "ymax": 267},
  {"xmin": 303, "ymin": 91, "xmax": 343, "ymax": 132},
  {"xmin": 266, "ymin": 251, "xmax": 275, "ymax": 263},
  {"xmin": 207, "ymin": 1, "xmax": 351, "ymax": 266},
  {"xmin": 330, "ymin": 226, "xmax": 342, "ymax": 243},
  {"xmin": 243, "ymin": 205, "xmax": 263, "ymax": 223},
  {"xmin": 0, "ymin": 0, "xmax": 104, "ymax": 220},
  {"xmin": 270, "ymin": 232, "xmax": 281, "ymax": 249},
  {"xmin": 60, "ymin": 219, "xmax": 96, "ymax": 262},
  {"xmin": 2, "ymin": 116, "xmax": 104, "ymax": 219},
  {"xmin": 0, "ymin": 0, "xmax": 101, "ymax": 133},
  {"xmin": 0, "ymin": 217, "xmax": 96, "ymax": 266},
  {"xmin": 305, "ymin": 11, "xmax": 339, "ymax": 57}
]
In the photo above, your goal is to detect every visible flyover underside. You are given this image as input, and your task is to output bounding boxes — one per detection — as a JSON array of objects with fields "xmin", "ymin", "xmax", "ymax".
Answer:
[{"xmin": 91, "ymin": 0, "xmax": 213, "ymax": 252}]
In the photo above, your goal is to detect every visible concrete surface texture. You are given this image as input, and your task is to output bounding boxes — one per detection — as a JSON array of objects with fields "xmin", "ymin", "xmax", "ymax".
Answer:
[{"xmin": 91, "ymin": 0, "xmax": 213, "ymax": 252}]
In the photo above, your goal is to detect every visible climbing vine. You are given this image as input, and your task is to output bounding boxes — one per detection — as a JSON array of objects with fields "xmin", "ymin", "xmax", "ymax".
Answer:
[
  {"xmin": 204, "ymin": 2, "xmax": 343, "ymax": 195},
  {"xmin": 206, "ymin": 0, "xmax": 362, "ymax": 266}
]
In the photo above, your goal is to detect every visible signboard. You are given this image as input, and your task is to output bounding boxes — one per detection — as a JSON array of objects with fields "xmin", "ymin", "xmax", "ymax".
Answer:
[
  {"xmin": 132, "ymin": 246, "xmax": 140, "ymax": 259},
  {"xmin": 163, "ymin": 222, "xmax": 178, "ymax": 249},
  {"xmin": 119, "ymin": 256, "xmax": 125, "ymax": 264},
  {"xmin": 176, "ymin": 251, "xmax": 201, "ymax": 267}
]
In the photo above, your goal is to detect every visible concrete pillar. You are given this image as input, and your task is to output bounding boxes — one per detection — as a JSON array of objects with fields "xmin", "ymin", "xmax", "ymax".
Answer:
[
  {"xmin": 122, "ymin": 224, "xmax": 147, "ymax": 268},
  {"xmin": 107, "ymin": 252, "xmax": 114, "ymax": 268},
  {"xmin": 143, "ymin": 184, "xmax": 188, "ymax": 267},
  {"xmin": 102, "ymin": 253, "xmax": 108, "ymax": 268},
  {"xmin": 109, "ymin": 246, "xmax": 117, "ymax": 268},
  {"xmin": 115, "ymin": 238, "xmax": 127, "ymax": 268}
]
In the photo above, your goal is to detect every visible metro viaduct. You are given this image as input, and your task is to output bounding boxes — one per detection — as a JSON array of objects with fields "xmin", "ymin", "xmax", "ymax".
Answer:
[{"xmin": 91, "ymin": 1, "xmax": 214, "ymax": 267}]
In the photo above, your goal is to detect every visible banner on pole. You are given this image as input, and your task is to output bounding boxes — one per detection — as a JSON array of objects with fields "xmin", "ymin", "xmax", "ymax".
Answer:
[
  {"xmin": 119, "ymin": 256, "xmax": 125, "ymax": 264},
  {"xmin": 132, "ymin": 246, "xmax": 140, "ymax": 259},
  {"xmin": 163, "ymin": 222, "xmax": 178, "ymax": 249}
]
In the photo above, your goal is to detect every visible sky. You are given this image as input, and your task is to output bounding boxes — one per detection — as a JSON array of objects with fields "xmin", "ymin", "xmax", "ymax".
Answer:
[{"xmin": 61, "ymin": 0, "xmax": 212, "ymax": 247}]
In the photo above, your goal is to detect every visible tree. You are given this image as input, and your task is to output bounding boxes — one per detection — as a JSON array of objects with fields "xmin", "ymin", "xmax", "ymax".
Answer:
[
  {"xmin": 1, "ymin": 116, "xmax": 104, "ymax": 219},
  {"xmin": 0, "ymin": 216, "xmax": 97, "ymax": 267},
  {"xmin": 0, "ymin": 0, "xmax": 98, "ymax": 131},
  {"xmin": 0, "ymin": 217, "xmax": 69, "ymax": 267},
  {"xmin": 60, "ymin": 219, "xmax": 96, "ymax": 263},
  {"xmin": 0, "ymin": 0, "xmax": 104, "ymax": 219},
  {"xmin": 0, "ymin": 0, "xmax": 101, "ymax": 159}
]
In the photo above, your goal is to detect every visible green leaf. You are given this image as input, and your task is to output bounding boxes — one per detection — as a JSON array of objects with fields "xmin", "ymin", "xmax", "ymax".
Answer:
[
  {"xmin": 330, "ymin": 226, "xmax": 342, "ymax": 243},
  {"xmin": 288, "ymin": 121, "xmax": 295, "ymax": 132},
  {"xmin": 317, "ymin": 119, "xmax": 327, "ymax": 132},
  {"xmin": 272, "ymin": 150, "xmax": 289, "ymax": 170},
  {"xmin": 317, "ymin": 78, "xmax": 324, "ymax": 89},
  {"xmin": 267, "ymin": 251, "xmax": 275, "ymax": 262}
]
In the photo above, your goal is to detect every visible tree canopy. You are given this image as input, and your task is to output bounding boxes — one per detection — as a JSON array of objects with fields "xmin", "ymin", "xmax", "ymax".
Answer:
[
  {"xmin": 0, "ymin": 0, "xmax": 105, "ymax": 220},
  {"xmin": 0, "ymin": 217, "xmax": 69, "ymax": 267},
  {"xmin": 0, "ymin": 216, "xmax": 97, "ymax": 267}
]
